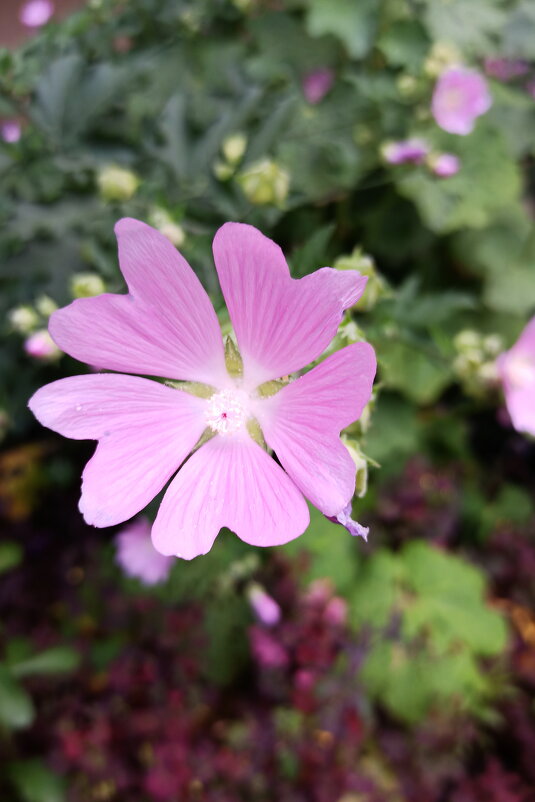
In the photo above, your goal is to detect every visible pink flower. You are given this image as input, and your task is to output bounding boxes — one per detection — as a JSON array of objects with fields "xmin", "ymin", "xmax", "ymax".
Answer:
[
  {"xmin": 382, "ymin": 139, "xmax": 429, "ymax": 165},
  {"xmin": 24, "ymin": 329, "xmax": 60, "ymax": 361},
  {"xmin": 247, "ymin": 583, "xmax": 281, "ymax": 626},
  {"xmin": 432, "ymin": 67, "xmax": 492, "ymax": 135},
  {"xmin": 115, "ymin": 518, "xmax": 173, "ymax": 585},
  {"xmin": 484, "ymin": 58, "xmax": 528, "ymax": 82},
  {"xmin": 28, "ymin": 219, "xmax": 376, "ymax": 559},
  {"xmin": 302, "ymin": 68, "xmax": 334, "ymax": 104},
  {"xmin": 497, "ymin": 317, "xmax": 535, "ymax": 436},
  {"xmin": 430, "ymin": 153, "xmax": 460, "ymax": 178},
  {"xmin": 249, "ymin": 627, "xmax": 288, "ymax": 668},
  {"xmin": 19, "ymin": 0, "xmax": 54, "ymax": 28},
  {"xmin": 1, "ymin": 120, "xmax": 22, "ymax": 143}
]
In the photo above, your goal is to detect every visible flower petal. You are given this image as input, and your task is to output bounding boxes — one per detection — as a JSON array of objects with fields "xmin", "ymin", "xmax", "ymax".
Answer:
[
  {"xmin": 152, "ymin": 435, "xmax": 310, "ymax": 560},
  {"xmin": 50, "ymin": 218, "xmax": 227, "ymax": 385},
  {"xmin": 28, "ymin": 374, "xmax": 208, "ymax": 527},
  {"xmin": 212, "ymin": 223, "xmax": 367, "ymax": 386},
  {"xmin": 254, "ymin": 343, "xmax": 376, "ymax": 517}
]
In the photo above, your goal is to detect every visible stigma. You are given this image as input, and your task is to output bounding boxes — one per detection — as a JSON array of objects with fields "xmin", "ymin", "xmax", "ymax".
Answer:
[{"xmin": 205, "ymin": 389, "xmax": 249, "ymax": 436}]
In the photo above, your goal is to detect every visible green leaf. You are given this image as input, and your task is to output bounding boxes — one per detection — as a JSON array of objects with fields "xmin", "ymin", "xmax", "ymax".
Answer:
[
  {"xmin": 8, "ymin": 760, "xmax": 65, "ymax": 802},
  {"xmin": 351, "ymin": 551, "xmax": 401, "ymax": 629},
  {"xmin": 423, "ymin": 0, "xmax": 506, "ymax": 56},
  {"xmin": 306, "ymin": 0, "xmax": 377, "ymax": 59},
  {"xmin": 0, "ymin": 541, "xmax": 23, "ymax": 574},
  {"xmin": 10, "ymin": 646, "xmax": 80, "ymax": 679},
  {"xmin": 378, "ymin": 338, "xmax": 451, "ymax": 404},
  {"xmin": 0, "ymin": 666, "xmax": 35, "ymax": 729},
  {"xmin": 502, "ymin": 0, "xmax": 535, "ymax": 59},
  {"xmin": 377, "ymin": 20, "xmax": 429, "ymax": 71}
]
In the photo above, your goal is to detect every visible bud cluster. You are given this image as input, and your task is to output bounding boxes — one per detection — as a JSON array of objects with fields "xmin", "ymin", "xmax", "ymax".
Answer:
[{"xmin": 453, "ymin": 329, "xmax": 503, "ymax": 397}]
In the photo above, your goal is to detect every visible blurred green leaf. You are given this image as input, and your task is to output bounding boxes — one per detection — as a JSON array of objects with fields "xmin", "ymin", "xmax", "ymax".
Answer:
[
  {"xmin": 8, "ymin": 760, "xmax": 65, "ymax": 802},
  {"xmin": 10, "ymin": 646, "xmax": 80, "ymax": 679},
  {"xmin": 306, "ymin": 0, "xmax": 377, "ymax": 59},
  {"xmin": 423, "ymin": 0, "xmax": 506, "ymax": 55},
  {"xmin": 0, "ymin": 541, "xmax": 23, "ymax": 574},
  {"xmin": 0, "ymin": 666, "xmax": 35, "ymax": 729}
]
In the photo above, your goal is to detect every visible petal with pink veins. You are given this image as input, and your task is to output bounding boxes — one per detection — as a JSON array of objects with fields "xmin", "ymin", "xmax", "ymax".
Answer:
[
  {"xmin": 152, "ymin": 435, "xmax": 310, "ymax": 559},
  {"xmin": 28, "ymin": 374, "xmax": 208, "ymax": 527},
  {"xmin": 212, "ymin": 223, "xmax": 367, "ymax": 387},
  {"xmin": 50, "ymin": 219, "xmax": 227, "ymax": 385},
  {"xmin": 253, "ymin": 343, "xmax": 376, "ymax": 517}
]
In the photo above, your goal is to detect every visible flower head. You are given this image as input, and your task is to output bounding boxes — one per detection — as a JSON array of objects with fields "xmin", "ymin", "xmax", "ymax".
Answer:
[
  {"xmin": 432, "ymin": 67, "xmax": 492, "ymax": 135},
  {"xmin": 115, "ymin": 518, "xmax": 173, "ymax": 585},
  {"xmin": 29, "ymin": 219, "xmax": 376, "ymax": 559},
  {"xmin": 19, "ymin": 0, "xmax": 54, "ymax": 28},
  {"xmin": 429, "ymin": 152, "xmax": 460, "ymax": 178},
  {"xmin": 1, "ymin": 120, "xmax": 22, "ymax": 143},
  {"xmin": 497, "ymin": 317, "xmax": 535, "ymax": 436},
  {"xmin": 381, "ymin": 139, "xmax": 429, "ymax": 165},
  {"xmin": 302, "ymin": 69, "xmax": 334, "ymax": 104}
]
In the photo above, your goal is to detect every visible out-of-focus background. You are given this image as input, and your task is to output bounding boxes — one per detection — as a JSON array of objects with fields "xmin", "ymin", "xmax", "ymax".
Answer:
[{"xmin": 1, "ymin": 1, "xmax": 535, "ymax": 800}]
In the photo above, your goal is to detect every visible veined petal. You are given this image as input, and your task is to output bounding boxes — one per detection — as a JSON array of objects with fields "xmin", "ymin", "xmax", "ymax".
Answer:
[
  {"xmin": 50, "ymin": 218, "xmax": 227, "ymax": 385},
  {"xmin": 212, "ymin": 223, "xmax": 367, "ymax": 386},
  {"xmin": 152, "ymin": 435, "xmax": 310, "ymax": 560},
  {"xmin": 254, "ymin": 343, "xmax": 376, "ymax": 517},
  {"xmin": 28, "ymin": 374, "xmax": 208, "ymax": 527}
]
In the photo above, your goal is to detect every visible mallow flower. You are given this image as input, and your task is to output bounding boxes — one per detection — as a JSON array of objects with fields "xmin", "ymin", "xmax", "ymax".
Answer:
[
  {"xmin": 29, "ymin": 219, "xmax": 376, "ymax": 559},
  {"xmin": 497, "ymin": 317, "xmax": 535, "ymax": 436},
  {"xmin": 432, "ymin": 67, "xmax": 491, "ymax": 135},
  {"xmin": 115, "ymin": 517, "xmax": 173, "ymax": 585}
]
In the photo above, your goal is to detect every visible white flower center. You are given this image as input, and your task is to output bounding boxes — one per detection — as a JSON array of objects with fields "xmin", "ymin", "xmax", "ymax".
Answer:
[
  {"xmin": 507, "ymin": 353, "xmax": 535, "ymax": 389},
  {"xmin": 205, "ymin": 389, "xmax": 249, "ymax": 436}
]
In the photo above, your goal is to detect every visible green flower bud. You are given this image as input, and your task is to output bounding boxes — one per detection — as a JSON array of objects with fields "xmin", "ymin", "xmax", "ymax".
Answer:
[
  {"xmin": 97, "ymin": 165, "xmax": 139, "ymax": 202},
  {"xmin": 8, "ymin": 305, "xmax": 39, "ymax": 334},
  {"xmin": 237, "ymin": 159, "xmax": 290, "ymax": 207},
  {"xmin": 35, "ymin": 294, "xmax": 57, "ymax": 318},
  {"xmin": 70, "ymin": 272, "xmax": 106, "ymax": 299},
  {"xmin": 149, "ymin": 208, "xmax": 185, "ymax": 247},
  {"xmin": 453, "ymin": 330, "xmax": 482, "ymax": 352},
  {"xmin": 333, "ymin": 248, "xmax": 388, "ymax": 312},
  {"xmin": 396, "ymin": 74, "xmax": 418, "ymax": 97},
  {"xmin": 213, "ymin": 160, "xmax": 235, "ymax": 181},
  {"xmin": 222, "ymin": 133, "xmax": 247, "ymax": 165},
  {"xmin": 424, "ymin": 42, "xmax": 462, "ymax": 78}
]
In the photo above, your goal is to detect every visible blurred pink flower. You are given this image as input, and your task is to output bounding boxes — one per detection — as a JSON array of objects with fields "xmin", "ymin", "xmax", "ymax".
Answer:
[
  {"xmin": 19, "ymin": 0, "xmax": 54, "ymax": 28},
  {"xmin": 382, "ymin": 138, "xmax": 429, "ymax": 165},
  {"xmin": 484, "ymin": 58, "xmax": 529, "ymax": 82},
  {"xmin": 497, "ymin": 317, "xmax": 535, "ymax": 436},
  {"xmin": 29, "ymin": 219, "xmax": 376, "ymax": 559},
  {"xmin": 432, "ymin": 67, "xmax": 492, "ymax": 135},
  {"xmin": 430, "ymin": 153, "xmax": 460, "ymax": 178},
  {"xmin": 115, "ymin": 518, "xmax": 173, "ymax": 585},
  {"xmin": 249, "ymin": 626, "xmax": 288, "ymax": 667},
  {"xmin": 1, "ymin": 120, "xmax": 22, "ymax": 143},
  {"xmin": 24, "ymin": 329, "xmax": 60, "ymax": 361},
  {"xmin": 247, "ymin": 583, "xmax": 281, "ymax": 626},
  {"xmin": 302, "ymin": 68, "xmax": 334, "ymax": 104}
]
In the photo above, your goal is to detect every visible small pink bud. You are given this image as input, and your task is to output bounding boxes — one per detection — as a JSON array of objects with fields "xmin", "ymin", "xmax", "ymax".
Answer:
[
  {"xmin": 302, "ymin": 68, "xmax": 334, "ymax": 104},
  {"xmin": 430, "ymin": 153, "xmax": 460, "ymax": 178},
  {"xmin": 247, "ymin": 582, "xmax": 281, "ymax": 626},
  {"xmin": 382, "ymin": 139, "xmax": 429, "ymax": 165},
  {"xmin": 1, "ymin": 120, "xmax": 22, "ymax": 143},
  {"xmin": 24, "ymin": 330, "xmax": 60, "ymax": 361},
  {"xmin": 19, "ymin": 0, "xmax": 54, "ymax": 28}
]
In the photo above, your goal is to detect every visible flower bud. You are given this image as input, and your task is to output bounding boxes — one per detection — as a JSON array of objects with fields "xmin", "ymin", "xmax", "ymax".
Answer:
[
  {"xmin": 149, "ymin": 208, "xmax": 185, "ymax": 247},
  {"xmin": 97, "ymin": 165, "xmax": 139, "ymax": 202},
  {"xmin": 237, "ymin": 159, "xmax": 289, "ymax": 206},
  {"xmin": 35, "ymin": 294, "xmax": 57, "ymax": 317},
  {"xmin": 427, "ymin": 152, "xmax": 460, "ymax": 178},
  {"xmin": 24, "ymin": 329, "xmax": 60, "ymax": 361},
  {"xmin": 70, "ymin": 272, "xmax": 106, "ymax": 299},
  {"xmin": 424, "ymin": 41, "xmax": 462, "ymax": 78},
  {"xmin": 333, "ymin": 248, "xmax": 388, "ymax": 312},
  {"xmin": 222, "ymin": 133, "xmax": 247, "ymax": 165},
  {"xmin": 247, "ymin": 582, "xmax": 281, "ymax": 627},
  {"xmin": 8, "ymin": 305, "xmax": 39, "ymax": 334}
]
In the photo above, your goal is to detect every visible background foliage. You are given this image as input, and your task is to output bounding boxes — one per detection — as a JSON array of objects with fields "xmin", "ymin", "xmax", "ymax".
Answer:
[{"xmin": 1, "ymin": 0, "xmax": 535, "ymax": 800}]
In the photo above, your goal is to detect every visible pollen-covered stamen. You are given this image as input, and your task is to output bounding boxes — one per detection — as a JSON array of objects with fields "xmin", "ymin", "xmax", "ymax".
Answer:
[{"xmin": 205, "ymin": 389, "xmax": 249, "ymax": 436}]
